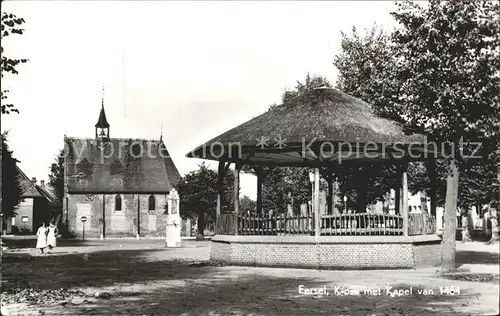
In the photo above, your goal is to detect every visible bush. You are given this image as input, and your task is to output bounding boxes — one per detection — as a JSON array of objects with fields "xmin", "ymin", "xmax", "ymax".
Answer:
[
  {"xmin": 19, "ymin": 226, "xmax": 32, "ymax": 235},
  {"xmin": 57, "ymin": 222, "xmax": 76, "ymax": 239}
]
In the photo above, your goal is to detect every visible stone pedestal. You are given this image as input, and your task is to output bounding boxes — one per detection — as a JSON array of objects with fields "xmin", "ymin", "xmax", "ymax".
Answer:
[{"xmin": 165, "ymin": 189, "xmax": 181, "ymax": 247}]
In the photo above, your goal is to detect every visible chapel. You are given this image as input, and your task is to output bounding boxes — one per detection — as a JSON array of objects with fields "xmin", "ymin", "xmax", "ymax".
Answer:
[{"xmin": 63, "ymin": 96, "xmax": 181, "ymax": 238}]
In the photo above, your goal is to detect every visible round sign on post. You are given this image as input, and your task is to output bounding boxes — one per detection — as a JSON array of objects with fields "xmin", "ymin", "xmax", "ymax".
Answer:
[{"xmin": 81, "ymin": 216, "xmax": 87, "ymax": 240}]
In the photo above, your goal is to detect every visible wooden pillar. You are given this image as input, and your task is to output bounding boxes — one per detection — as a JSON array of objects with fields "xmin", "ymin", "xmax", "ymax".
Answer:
[
  {"xmin": 402, "ymin": 164, "xmax": 409, "ymax": 236},
  {"xmin": 327, "ymin": 175, "xmax": 333, "ymax": 215},
  {"xmin": 395, "ymin": 167, "xmax": 401, "ymax": 215},
  {"xmin": 216, "ymin": 161, "xmax": 225, "ymax": 217},
  {"xmin": 333, "ymin": 181, "xmax": 339, "ymax": 214},
  {"xmin": 399, "ymin": 187, "xmax": 404, "ymax": 216},
  {"xmin": 102, "ymin": 194, "xmax": 106, "ymax": 239},
  {"xmin": 233, "ymin": 163, "xmax": 241, "ymax": 235},
  {"xmin": 314, "ymin": 168, "xmax": 320, "ymax": 237},
  {"xmin": 137, "ymin": 194, "xmax": 140, "ymax": 239},
  {"xmin": 428, "ymin": 158, "xmax": 437, "ymax": 217},
  {"xmin": 256, "ymin": 167, "xmax": 263, "ymax": 216}
]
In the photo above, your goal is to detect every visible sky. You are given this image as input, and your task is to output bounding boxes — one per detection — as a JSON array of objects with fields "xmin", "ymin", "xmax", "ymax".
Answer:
[{"xmin": 2, "ymin": 1, "xmax": 402, "ymax": 199}]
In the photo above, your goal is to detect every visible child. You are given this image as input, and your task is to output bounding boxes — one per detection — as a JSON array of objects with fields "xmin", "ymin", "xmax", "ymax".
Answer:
[
  {"xmin": 36, "ymin": 222, "xmax": 48, "ymax": 253},
  {"xmin": 47, "ymin": 222, "xmax": 58, "ymax": 252}
]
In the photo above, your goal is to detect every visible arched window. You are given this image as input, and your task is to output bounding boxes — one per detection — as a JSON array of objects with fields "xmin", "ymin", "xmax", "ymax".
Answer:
[
  {"xmin": 148, "ymin": 195, "xmax": 155, "ymax": 211},
  {"xmin": 115, "ymin": 194, "xmax": 122, "ymax": 211}
]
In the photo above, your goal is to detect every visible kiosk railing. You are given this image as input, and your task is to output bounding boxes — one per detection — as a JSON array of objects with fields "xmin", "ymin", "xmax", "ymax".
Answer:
[{"xmin": 215, "ymin": 212, "xmax": 437, "ymax": 236}]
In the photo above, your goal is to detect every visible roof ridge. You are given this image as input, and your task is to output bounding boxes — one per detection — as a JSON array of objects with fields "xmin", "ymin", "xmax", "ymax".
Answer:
[
  {"xmin": 159, "ymin": 141, "xmax": 181, "ymax": 187},
  {"xmin": 16, "ymin": 165, "xmax": 43, "ymax": 197},
  {"xmin": 36, "ymin": 185, "xmax": 56, "ymax": 202},
  {"xmin": 66, "ymin": 137, "xmax": 163, "ymax": 142}
]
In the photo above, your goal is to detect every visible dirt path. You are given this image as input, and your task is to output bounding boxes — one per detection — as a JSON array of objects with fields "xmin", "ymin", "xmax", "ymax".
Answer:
[{"xmin": 2, "ymin": 239, "xmax": 499, "ymax": 315}]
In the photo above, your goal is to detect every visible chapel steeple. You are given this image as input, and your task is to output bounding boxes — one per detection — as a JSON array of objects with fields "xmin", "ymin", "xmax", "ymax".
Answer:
[{"xmin": 95, "ymin": 87, "xmax": 110, "ymax": 140}]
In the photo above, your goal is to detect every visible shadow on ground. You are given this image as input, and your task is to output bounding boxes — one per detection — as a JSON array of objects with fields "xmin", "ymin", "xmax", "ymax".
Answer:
[
  {"xmin": 34, "ymin": 275, "xmax": 470, "ymax": 315},
  {"xmin": 3, "ymin": 238, "xmax": 95, "ymax": 249},
  {"xmin": 456, "ymin": 250, "xmax": 500, "ymax": 265},
  {"xmin": 2, "ymin": 246, "xmax": 480, "ymax": 315},
  {"xmin": 2, "ymin": 247, "xmax": 207, "ymax": 291}
]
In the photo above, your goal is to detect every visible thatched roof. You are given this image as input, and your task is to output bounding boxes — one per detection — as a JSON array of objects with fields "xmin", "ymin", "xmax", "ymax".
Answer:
[
  {"xmin": 187, "ymin": 88, "xmax": 433, "ymax": 166},
  {"xmin": 65, "ymin": 137, "xmax": 181, "ymax": 193}
]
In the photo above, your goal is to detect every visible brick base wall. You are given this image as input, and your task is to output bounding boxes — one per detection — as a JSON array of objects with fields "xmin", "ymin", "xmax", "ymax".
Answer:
[
  {"xmin": 210, "ymin": 235, "xmax": 442, "ymax": 269},
  {"xmin": 413, "ymin": 242, "xmax": 442, "ymax": 267}
]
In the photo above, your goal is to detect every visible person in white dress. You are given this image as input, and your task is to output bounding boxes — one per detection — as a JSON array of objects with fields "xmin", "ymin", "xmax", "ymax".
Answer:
[
  {"xmin": 36, "ymin": 222, "xmax": 48, "ymax": 253},
  {"xmin": 47, "ymin": 222, "xmax": 58, "ymax": 252}
]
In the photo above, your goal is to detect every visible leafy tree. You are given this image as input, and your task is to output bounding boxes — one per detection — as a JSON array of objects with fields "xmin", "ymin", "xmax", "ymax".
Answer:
[
  {"xmin": 334, "ymin": 1, "xmax": 500, "ymax": 268},
  {"xmin": 1, "ymin": 132, "xmax": 23, "ymax": 232},
  {"xmin": 47, "ymin": 149, "xmax": 65, "ymax": 226},
  {"xmin": 240, "ymin": 195, "xmax": 256, "ymax": 215},
  {"xmin": 176, "ymin": 162, "xmax": 233, "ymax": 240},
  {"xmin": 261, "ymin": 167, "xmax": 289, "ymax": 214},
  {"xmin": 334, "ymin": 25, "xmax": 402, "ymax": 122},
  {"xmin": 390, "ymin": 0, "xmax": 500, "ymax": 270},
  {"xmin": 1, "ymin": 12, "xmax": 29, "ymax": 114},
  {"xmin": 287, "ymin": 167, "xmax": 314, "ymax": 214},
  {"xmin": 479, "ymin": 149, "xmax": 500, "ymax": 244},
  {"xmin": 333, "ymin": 163, "xmax": 398, "ymax": 212}
]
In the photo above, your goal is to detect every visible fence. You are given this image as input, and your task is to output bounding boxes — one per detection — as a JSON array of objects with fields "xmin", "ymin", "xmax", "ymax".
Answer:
[
  {"xmin": 239, "ymin": 213, "xmax": 314, "ymax": 235},
  {"xmin": 215, "ymin": 212, "xmax": 436, "ymax": 236},
  {"xmin": 215, "ymin": 214, "xmax": 237, "ymax": 235},
  {"xmin": 408, "ymin": 213, "xmax": 436, "ymax": 235},
  {"xmin": 320, "ymin": 214, "xmax": 404, "ymax": 235}
]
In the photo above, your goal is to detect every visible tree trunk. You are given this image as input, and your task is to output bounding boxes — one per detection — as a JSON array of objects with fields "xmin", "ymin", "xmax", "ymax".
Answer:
[
  {"xmin": 461, "ymin": 211, "xmax": 472, "ymax": 243},
  {"xmin": 487, "ymin": 205, "xmax": 499, "ymax": 244},
  {"xmin": 491, "ymin": 154, "xmax": 500, "ymax": 244},
  {"xmin": 383, "ymin": 192, "xmax": 390, "ymax": 213},
  {"xmin": 420, "ymin": 191, "xmax": 428, "ymax": 214},
  {"xmin": 441, "ymin": 158, "xmax": 459, "ymax": 272},
  {"xmin": 357, "ymin": 188, "xmax": 367, "ymax": 213},
  {"xmin": 488, "ymin": 216, "xmax": 499, "ymax": 244},
  {"xmin": 427, "ymin": 158, "xmax": 437, "ymax": 217},
  {"xmin": 196, "ymin": 210, "xmax": 205, "ymax": 241},
  {"xmin": 2, "ymin": 218, "xmax": 6, "ymax": 235}
]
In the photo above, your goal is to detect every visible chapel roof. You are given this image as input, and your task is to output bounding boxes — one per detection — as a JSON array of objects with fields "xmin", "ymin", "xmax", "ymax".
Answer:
[{"xmin": 64, "ymin": 137, "xmax": 181, "ymax": 193}]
